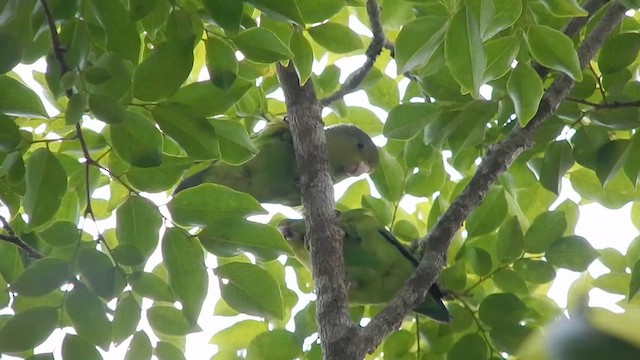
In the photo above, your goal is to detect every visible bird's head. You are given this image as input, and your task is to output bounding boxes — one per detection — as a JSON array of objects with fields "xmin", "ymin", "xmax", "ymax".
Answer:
[{"xmin": 325, "ymin": 124, "xmax": 379, "ymax": 182}]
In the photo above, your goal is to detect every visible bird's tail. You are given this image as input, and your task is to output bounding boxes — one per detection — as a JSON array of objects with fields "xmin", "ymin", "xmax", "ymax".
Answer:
[{"xmin": 413, "ymin": 284, "xmax": 451, "ymax": 323}]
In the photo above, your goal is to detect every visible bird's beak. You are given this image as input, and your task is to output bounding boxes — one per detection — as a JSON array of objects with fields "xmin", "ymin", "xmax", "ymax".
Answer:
[{"xmin": 347, "ymin": 161, "xmax": 372, "ymax": 176}]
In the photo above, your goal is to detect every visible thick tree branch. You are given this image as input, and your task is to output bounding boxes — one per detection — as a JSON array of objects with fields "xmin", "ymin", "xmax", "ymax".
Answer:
[
  {"xmin": 0, "ymin": 215, "xmax": 43, "ymax": 259},
  {"xmin": 276, "ymin": 63, "xmax": 361, "ymax": 358},
  {"xmin": 361, "ymin": 2, "xmax": 627, "ymax": 348},
  {"xmin": 319, "ymin": 0, "xmax": 388, "ymax": 107}
]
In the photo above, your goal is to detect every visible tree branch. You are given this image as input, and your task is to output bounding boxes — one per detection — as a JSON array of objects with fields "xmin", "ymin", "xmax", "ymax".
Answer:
[
  {"xmin": 276, "ymin": 63, "xmax": 361, "ymax": 358},
  {"xmin": 319, "ymin": 0, "xmax": 388, "ymax": 107},
  {"xmin": 361, "ymin": 2, "xmax": 628, "ymax": 349},
  {"xmin": 0, "ymin": 215, "xmax": 43, "ymax": 259},
  {"xmin": 566, "ymin": 97, "xmax": 640, "ymax": 109}
]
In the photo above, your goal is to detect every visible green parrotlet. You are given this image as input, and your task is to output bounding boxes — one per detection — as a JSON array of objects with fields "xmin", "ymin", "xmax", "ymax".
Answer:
[
  {"xmin": 278, "ymin": 209, "xmax": 451, "ymax": 323},
  {"xmin": 174, "ymin": 121, "xmax": 379, "ymax": 206}
]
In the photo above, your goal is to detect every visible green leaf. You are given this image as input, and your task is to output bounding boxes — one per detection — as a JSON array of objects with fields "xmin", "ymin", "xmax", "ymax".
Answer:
[
  {"xmin": 205, "ymin": 37, "xmax": 238, "ymax": 90},
  {"xmin": 124, "ymin": 155, "xmax": 192, "ymax": 192},
  {"xmin": 65, "ymin": 285, "xmax": 112, "ymax": 349},
  {"xmin": 483, "ymin": 0, "xmax": 522, "ymax": 40},
  {"xmin": 594, "ymin": 272, "xmax": 629, "ymax": 295},
  {"xmin": 289, "ymin": 30, "xmax": 313, "ymax": 85},
  {"xmin": 129, "ymin": 271, "xmax": 175, "ymax": 302},
  {"xmin": 526, "ymin": 25, "xmax": 583, "ymax": 81},
  {"xmin": 507, "ymin": 62, "xmax": 543, "ymax": 126},
  {"xmin": 599, "ymin": 247, "xmax": 627, "ymax": 273},
  {"xmin": 110, "ymin": 111, "xmax": 163, "ymax": 168},
  {"xmin": 449, "ymin": 334, "xmax": 487, "ymax": 360},
  {"xmin": 405, "ymin": 161, "xmax": 445, "ymax": 198},
  {"xmin": 538, "ymin": 0, "xmax": 587, "ymax": 17},
  {"xmin": 366, "ymin": 74, "xmax": 400, "ymax": 111},
  {"xmin": 624, "ymin": 132, "xmax": 640, "ymax": 185},
  {"xmin": 0, "ymin": 32, "xmax": 23, "ymax": 75},
  {"xmin": 112, "ymin": 293, "xmax": 141, "ymax": 345},
  {"xmin": 203, "ymin": 0, "xmax": 243, "ymax": 34},
  {"xmin": 210, "ymin": 320, "xmax": 269, "ymax": 351},
  {"xmin": 77, "ymin": 248, "xmax": 124, "ymax": 299},
  {"xmin": 125, "ymin": 331, "xmax": 153, "ymax": 360},
  {"xmin": 88, "ymin": 94, "xmax": 126, "ymax": 124},
  {"xmin": 116, "ymin": 195, "xmax": 162, "ymax": 259},
  {"xmin": 133, "ymin": 38, "xmax": 195, "ymax": 101},
  {"xmin": 233, "ymin": 28, "xmax": 293, "ymax": 63},
  {"xmin": 0, "ymin": 115, "xmax": 21, "ymax": 152},
  {"xmin": 466, "ymin": 188, "xmax": 507, "ymax": 237},
  {"xmin": 479, "ymin": 293, "xmax": 528, "ymax": 327},
  {"xmin": 539, "ymin": 140, "xmax": 575, "ymax": 195},
  {"xmin": 246, "ymin": 0, "xmax": 303, "ymax": 24},
  {"xmin": 0, "ymin": 307, "xmax": 58, "ymax": 353},
  {"xmin": 492, "ymin": 268, "xmax": 529, "ymax": 295},
  {"xmin": 308, "ymin": 22, "xmax": 363, "ymax": 54},
  {"xmin": 297, "ymin": 0, "xmax": 344, "ymax": 23},
  {"xmin": 211, "ymin": 120, "xmax": 259, "ymax": 165},
  {"xmin": 199, "ymin": 219, "xmax": 292, "ymax": 261},
  {"xmin": 483, "ymin": 36, "xmax": 520, "ymax": 83},
  {"xmin": 630, "ymin": 259, "xmax": 640, "ymax": 300},
  {"xmin": 24, "ymin": 149, "xmax": 68, "ymax": 230},
  {"xmin": 546, "ymin": 235, "xmax": 598, "ymax": 271},
  {"xmin": 61, "ymin": 334, "xmax": 102, "ymax": 360},
  {"xmin": 445, "ymin": 7, "xmax": 485, "ymax": 98},
  {"xmin": 10, "ymin": 259, "xmax": 65, "ymax": 300},
  {"xmin": 599, "ymin": 32, "xmax": 640, "ymax": 74},
  {"xmin": 524, "ymin": 211, "xmax": 567, "ymax": 253},
  {"xmin": 0, "ymin": 75, "xmax": 48, "ymax": 118},
  {"xmin": 514, "ymin": 259, "xmax": 556, "ymax": 284},
  {"xmin": 490, "ymin": 324, "xmax": 533, "ymax": 354},
  {"xmin": 572, "ymin": 125, "xmax": 610, "ymax": 170},
  {"xmin": 370, "ymin": 149, "xmax": 405, "ymax": 202},
  {"xmin": 38, "ymin": 220, "xmax": 78, "ymax": 247},
  {"xmin": 570, "ymin": 167, "xmax": 640, "ymax": 209},
  {"xmin": 168, "ymin": 184, "xmax": 265, "ymax": 227},
  {"xmin": 152, "ymin": 103, "xmax": 220, "ymax": 160},
  {"xmin": 395, "ymin": 15, "xmax": 448, "ymax": 74},
  {"xmin": 91, "ymin": 0, "xmax": 140, "ymax": 63},
  {"xmin": 155, "ymin": 342, "xmax": 186, "ymax": 360},
  {"xmin": 496, "ymin": 216, "xmax": 524, "ymax": 263},
  {"xmin": 65, "ymin": 92, "xmax": 85, "ymax": 125},
  {"xmin": 245, "ymin": 329, "xmax": 300, "ymax": 359},
  {"xmin": 383, "ymin": 103, "xmax": 441, "ymax": 140},
  {"xmin": 147, "ymin": 305, "xmax": 197, "ymax": 336},
  {"xmin": 596, "ymin": 140, "xmax": 631, "ymax": 186},
  {"xmin": 214, "ymin": 262, "xmax": 284, "ymax": 320},
  {"xmin": 162, "ymin": 228, "xmax": 208, "ymax": 324},
  {"xmin": 323, "ymin": 107, "xmax": 384, "ymax": 136}
]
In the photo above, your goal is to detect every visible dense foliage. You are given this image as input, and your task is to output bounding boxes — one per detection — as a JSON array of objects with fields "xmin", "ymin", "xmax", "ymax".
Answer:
[{"xmin": 2, "ymin": 0, "xmax": 640, "ymax": 359}]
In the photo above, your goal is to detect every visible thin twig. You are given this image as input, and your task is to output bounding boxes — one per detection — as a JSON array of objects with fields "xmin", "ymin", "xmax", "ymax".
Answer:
[
  {"xmin": 566, "ymin": 97, "xmax": 640, "ymax": 109},
  {"xmin": 319, "ymin": 0, "xmax": 388, "ymax": 107},
  {"xmin": 0, "ymin": 215, "xmax": 43, "ymax": 259}
]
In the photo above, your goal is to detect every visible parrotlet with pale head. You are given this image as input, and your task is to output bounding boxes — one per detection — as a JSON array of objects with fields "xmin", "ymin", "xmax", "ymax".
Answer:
[
  {"xmin": 174, "ymin": 122, "xmax": 379, "ymax": 206},
  {"xmin": 278, "ymin": 209, "xmax": 451, "ymax": 323}
]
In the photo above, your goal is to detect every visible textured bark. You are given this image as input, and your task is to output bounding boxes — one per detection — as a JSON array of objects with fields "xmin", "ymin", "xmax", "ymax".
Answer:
[{"xmin": 276, "ymin": 64, "xmax": 363, "ymax": 359}]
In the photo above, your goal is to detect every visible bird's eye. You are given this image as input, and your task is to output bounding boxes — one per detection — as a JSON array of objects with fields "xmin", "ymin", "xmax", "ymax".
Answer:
[{"xmin": 357, "ymin": 142, "xmax": 365, "ymax": 149}]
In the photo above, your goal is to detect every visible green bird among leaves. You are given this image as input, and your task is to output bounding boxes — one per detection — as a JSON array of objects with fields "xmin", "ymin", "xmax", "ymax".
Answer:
[
  {"xmin": 278, "ymin": 209, "xmax": 451, "ymax": 323},
  {"xmin": 174, "ymin": 121, "xmax": 379, "ymax": 206}
]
